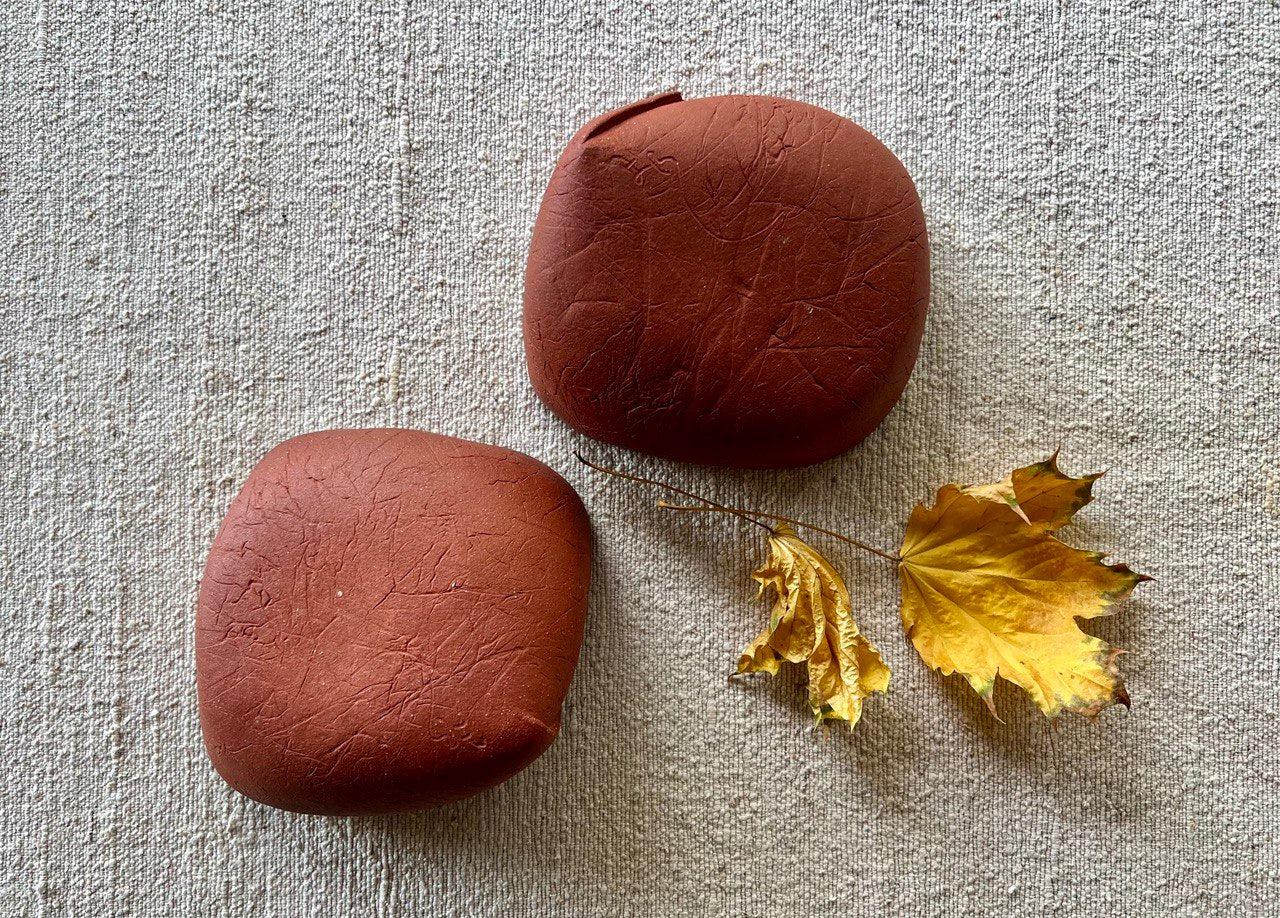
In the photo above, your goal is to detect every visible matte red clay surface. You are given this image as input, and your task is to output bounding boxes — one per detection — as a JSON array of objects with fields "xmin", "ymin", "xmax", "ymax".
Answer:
[
  {"xmin": 524, "ymin": 92, "xmax": 929, "ymax": 468},
  {"xmin": 196, "ymin": 429, "xmax": 591, "ymax": 815}
]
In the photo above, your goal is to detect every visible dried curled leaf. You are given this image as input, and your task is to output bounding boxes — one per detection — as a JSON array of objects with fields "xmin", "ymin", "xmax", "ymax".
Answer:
[
  {"xmin": 899, "ymin": 459, "xmax": 1147, "ymax": 719},
  {"xmin": 738, "ymin": 525, "xmax": 890, "ymax": 727}
]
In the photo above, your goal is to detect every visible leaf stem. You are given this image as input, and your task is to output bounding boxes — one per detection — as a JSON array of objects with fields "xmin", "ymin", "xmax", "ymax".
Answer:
[
  {"xmin": 656, "ymin": 502, "xmax": 900, "ymax": 562},
  {"xmin": 574, "ymin": 452, "xmax": 772, "ymax": 533},
  {"xmin": 574, "ymin": 451, "xmax": 900, "ymax": 562}
]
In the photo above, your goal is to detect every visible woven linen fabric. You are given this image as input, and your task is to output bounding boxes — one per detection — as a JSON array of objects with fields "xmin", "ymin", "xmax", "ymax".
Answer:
[{"xmin": 2, "ymin": 1, "xmax": 1277, "ymax": 915}]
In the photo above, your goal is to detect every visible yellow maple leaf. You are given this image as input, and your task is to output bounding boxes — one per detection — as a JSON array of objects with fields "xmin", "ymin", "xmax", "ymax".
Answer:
[
  {"xmin": 898, "ymin": 458, "xmax": 1147, "ymax": 719},
  {"xmin": 738, "ymin": 525, "xmax": 890, "ymax": 727}
]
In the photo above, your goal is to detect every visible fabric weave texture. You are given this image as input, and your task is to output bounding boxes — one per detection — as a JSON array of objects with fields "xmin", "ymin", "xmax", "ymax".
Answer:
[{"xmin": 2, "ymin": 1, "xmax": 1277, "ymax": 915}]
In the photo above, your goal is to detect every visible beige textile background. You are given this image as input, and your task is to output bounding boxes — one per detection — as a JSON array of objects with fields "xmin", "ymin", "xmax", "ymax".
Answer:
[{"xmin": 2, "ymin": 1, "xmax": 1278, "ymax": 915}]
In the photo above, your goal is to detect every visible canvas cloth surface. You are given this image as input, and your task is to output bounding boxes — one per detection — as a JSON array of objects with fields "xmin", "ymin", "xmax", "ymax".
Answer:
[{"xmin": 2, "ymin": 1, "xmax": 1277, "ymax": 915}]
